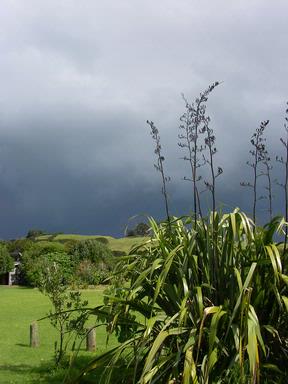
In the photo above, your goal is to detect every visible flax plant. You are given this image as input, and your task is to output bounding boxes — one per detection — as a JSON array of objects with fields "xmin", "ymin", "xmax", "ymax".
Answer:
[{"xmin": 75, "ymin": 210, "xmax": 288, "ymax": 384}]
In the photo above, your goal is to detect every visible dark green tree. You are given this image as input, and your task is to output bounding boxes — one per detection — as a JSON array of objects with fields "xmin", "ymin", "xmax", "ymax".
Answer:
[
  {"xmin": 0, "ymin": 245, "xmax": 14, "ymax": 275},
  {"xmin": 70, "ymin": 239, "xmax": 113, "ymax": 265},
  {"xmin": 126, "ymin": 222, "xmax": 150, "ymax": 237},
  {"xmin": 69, "ymin": 240, "xmax": 114, "ymax": 284},
  {"xmin": 26, "ymin": 229, "xmax": 46, "ymax": 239},
  {"xmin": 21, "ymin": 242, "xmax": 71, "ymax": 286},
  {"xmin": 7, "ymin": 238, "xmax": 34, "ymax": 253},
  {"xmin": 23, "ymin": 251, "xmax": 74, "ymax": 287}
]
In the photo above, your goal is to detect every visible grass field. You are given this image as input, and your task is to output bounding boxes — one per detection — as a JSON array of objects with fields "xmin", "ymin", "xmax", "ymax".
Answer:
[
  {"xmin": 36, "ymin": 234, "xmax": 146, "ymax": 254},
  {"xmin": 0, "ymin": 286, "xmax": 115, "ymax": 384}
]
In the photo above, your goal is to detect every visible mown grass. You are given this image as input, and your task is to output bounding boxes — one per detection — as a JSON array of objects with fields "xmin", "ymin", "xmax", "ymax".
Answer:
[
  {"xmin": 0, "ymin": 286, "xmax": 115, "ymax": 384},
  {"xmin": 36, "ymin": 234, "xmax": 146, "ymax": 254}
]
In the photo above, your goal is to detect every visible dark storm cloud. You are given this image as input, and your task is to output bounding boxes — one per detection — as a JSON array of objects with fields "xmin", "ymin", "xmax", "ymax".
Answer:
[
  {"xmin": 0, "ymin": 104, "xmax": 170, "ymax": 237},
  {"xmin": 0, "ymin": 0, "xmax": 288, "ymax": 238}
]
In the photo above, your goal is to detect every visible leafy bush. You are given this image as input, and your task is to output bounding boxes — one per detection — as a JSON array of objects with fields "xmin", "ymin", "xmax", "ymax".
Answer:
[
  {"xmin": 22, "ymin": 249, "xmax": 73, "ymax": 286},
  {"xmin": 68, "ymin": 240, "xmax": 114, "ymax": 286},
  {"xmin": 126, "ymin": 222, "xmax": 150, "ymax": 237},
  {"xmin": 21, "ymin": 241, "xmax": 66, "ymax": 263},
  {"xmin": 75, "ymin": 259, "xmax": 108, "ymax": 286},
  {"xmin": 63, "ymin": 239, "xmax": 80, "ymax": 253},
  {"xmin": 7, "ymin": 238, "xmax": 34, "ymax": 253},
  {"xmin": 70, "ymin": 239, "xmax": 112, "ymax": 263},
  {"xmin": 0, "ymin": 244, "xmax": 14, "ymax": 275},
  {"xmin": 80, "ymin": 210, "xmax": 288, "ymax": 384},
  {"xmin": 21, "ymin": 239, "xmax": 115, "ymax": 287}
]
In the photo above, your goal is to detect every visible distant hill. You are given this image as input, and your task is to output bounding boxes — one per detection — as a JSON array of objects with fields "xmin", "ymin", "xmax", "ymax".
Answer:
[{"xmin": 35, "ymin": 233, "xmax": 147, "ymax": 254}]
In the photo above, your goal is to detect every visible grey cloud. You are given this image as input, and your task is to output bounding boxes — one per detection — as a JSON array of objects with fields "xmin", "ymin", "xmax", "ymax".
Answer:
[{"xmin": 0, "ymin": 0, "xmax": 287, "ymax": 238}]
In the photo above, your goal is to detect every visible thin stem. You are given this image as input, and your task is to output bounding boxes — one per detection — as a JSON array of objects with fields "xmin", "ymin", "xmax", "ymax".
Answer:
[
  {"xmin": 264, "ymin": 161, "xmax": 273, "ymax": 220},
  {"xmin": 241, "ymin": 120, "xmax": 269, "ymax": 228},
  {"xmin": 284, "ymin": 136, "xmax": 288, "ymax": 253},
  {"xmin": 147, "ymin": 120, "xmax": 171, "ymax": 227}
]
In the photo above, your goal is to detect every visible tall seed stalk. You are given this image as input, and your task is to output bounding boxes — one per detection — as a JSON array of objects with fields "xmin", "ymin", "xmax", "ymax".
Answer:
[
  {"xmin": 262, "ymin": 151, "xmax": 273, "ymax": 221},
  {"xmin": 202, "ymin": 116, "xmax": 223, "ymax": 294},
  {"xmin": 178, "ymin": 82, "xmax": 219, "ymax": 226},
  {"xmin": 276, "ymin": 102, "xmax": 288, "ymax": 253},
  {"xmin": 147, "ymin": 120, "xmax": 171, "ymax": 226},
  {"xmin": 241, "ymin": 120, "xmax": 269, "ymax": 225},
  {"xmin": 202, "ymin": 117, "xmax": 223, "ymax": 215}
]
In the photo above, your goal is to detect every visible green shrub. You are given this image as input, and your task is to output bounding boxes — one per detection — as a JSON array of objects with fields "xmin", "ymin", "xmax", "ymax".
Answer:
[
  {"xmin": 22, "ymin": 249, "xmax": 73, "ymax": 287},
  {"xmin": 80, "ymin": 210, "xmax": 288, "ymax": 384},
  {"xmin": 35, "ymin": 241, "xmax": 66, "ymax": 253},
  {"xmin": 0, "ymin": 245, "xmax": 14, "ymax": 275},
  {"xmin": 69, "ymin": 239, "xmax": 114, "ymax": 276},
  {"xmin": 7, "ymin": 238, "xmax": 34, "ymax": 253},
  {"xmin": 63, "ymin": 239, "xmax": 80, "ymax": 253},
  {"xmin": 70, "ymin": 239, "xmax": 112, "ymax": 264},
  {"xmin": 75, "ymin": 259, "xmax": 109, "ymax": 286},
  {"xmin": 21, "ymin": 240, "xmax": 114, "ymax": 287},
  {"xmin": 126, "ymin": 222, "xmax": 150, "ymax": 237},
  {"xmin": 68, "ymin": 240, "xmax": 114, "ymax": 286}
]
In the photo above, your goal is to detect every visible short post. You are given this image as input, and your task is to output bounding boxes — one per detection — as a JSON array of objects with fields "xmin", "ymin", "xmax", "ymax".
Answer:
[
  {"xmin": 30, "ymin": 321, "xmax": 39, "ymax": 348},
  {"xmin": 86, "ymin": 327, "xmax": 96, "ymax": 352}
]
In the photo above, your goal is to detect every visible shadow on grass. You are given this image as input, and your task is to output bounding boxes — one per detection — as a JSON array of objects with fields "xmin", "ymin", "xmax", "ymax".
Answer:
[
  {"xmin": 15, "ymin": 343, "xmax": 30, "ymax": 347},
  {"xmin": 4, "ymin": 285, "xmax": 35, "ymax": 289},
  {"xmin": 0, "ymin": 354, "xmax": 131, "ymax": 384},
  {"xmin": 0, "ymin": 363, "xmax": 34, "ymax": 373},
  {"xmin": 0, "ymin": 360, "xmax": 67, "ymax": 383},
  {"xmin": 25, "ymin": 356, "xmax": 105, "ymax": 384},
  {"xmin": 0, "ymin": 360, "xmax": 68, "ymax": 384},
  {"xmin": 29, "ymin": 355, "xmax": 132, "ymax": 384},
  {"xmin": 62, "ymin": 355, "xmax": 138, "ymax": 384}
]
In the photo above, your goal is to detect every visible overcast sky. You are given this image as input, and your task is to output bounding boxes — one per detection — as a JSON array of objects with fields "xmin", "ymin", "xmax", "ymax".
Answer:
[{"xmin": 0, "ymin": 0, "xmax": 287, "ymax": 239}]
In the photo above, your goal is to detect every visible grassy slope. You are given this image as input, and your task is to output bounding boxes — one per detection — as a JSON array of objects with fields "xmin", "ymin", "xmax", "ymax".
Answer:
[
  {"xmin": 36, "ymin": 234, "xmax": 146, "ymax": 253},
  {"xmin": 0, "ymin": 286, "xmax": 115, "ymax": 384}
]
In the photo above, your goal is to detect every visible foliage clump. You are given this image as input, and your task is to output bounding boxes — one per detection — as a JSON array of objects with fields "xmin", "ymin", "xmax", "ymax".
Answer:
[
  {"xmin": 80, "ymin": 211, "xmax": 288, "ymax": 384},
  {"xmin": 70, "ymin": 239, "xmax": 114, "ymax": 285},
  {"xmin": 126, "ymin": 222, "xmax": 150, "ymax": 237},
  {"xmin": 26, "ymin": 229, "xmax": 47, "ymax": 239},
  {"xmin": 20, "ymin": 238, "xmax": 114, "ymax": 287},
  {"xmin": 0, "ymin": 244, "xmax": 14, "ymax": 275},
  {"xmin": 21, "ymin": 242, "xmax": 71, "ymax": 286}
]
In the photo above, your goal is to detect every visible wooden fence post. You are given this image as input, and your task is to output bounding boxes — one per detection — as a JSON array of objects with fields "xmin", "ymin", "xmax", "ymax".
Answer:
[
  {"xmin": 30, "ymin": 321, "xmax": 39, "ymax": 347},
  {"xmin": 86, "ymin": 327, "xmax": 96, "ymax": 352}
]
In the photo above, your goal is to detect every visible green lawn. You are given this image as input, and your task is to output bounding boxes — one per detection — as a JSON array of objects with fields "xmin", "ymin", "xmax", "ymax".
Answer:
[
  {"xmin": 36, "ymin": 234, "xmax": 146, "ymax": 254},
  {"xmin": 0, "ymin": 286, "xmax": 114, "ymax": 384}
]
